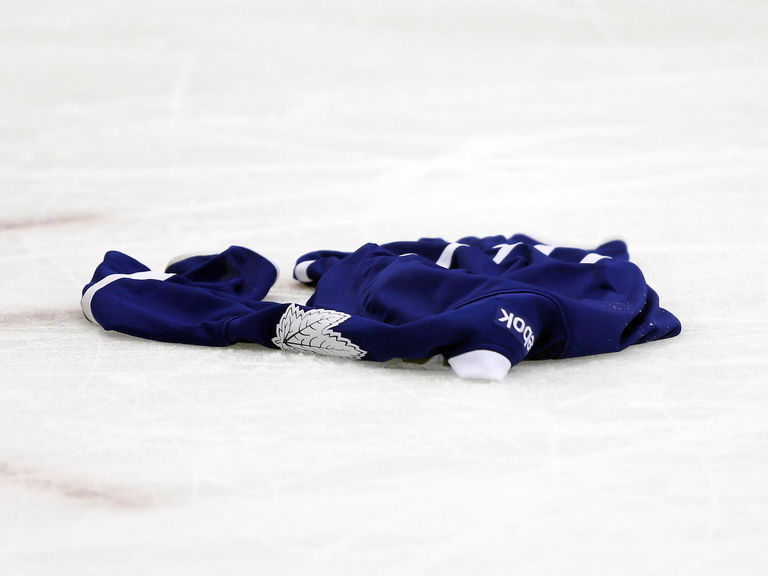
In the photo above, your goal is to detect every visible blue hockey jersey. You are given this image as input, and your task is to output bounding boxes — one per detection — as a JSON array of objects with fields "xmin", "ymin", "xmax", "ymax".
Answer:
[{"xmin": 81, "ymin": 235, "xmax": 681, "ymax": 380}]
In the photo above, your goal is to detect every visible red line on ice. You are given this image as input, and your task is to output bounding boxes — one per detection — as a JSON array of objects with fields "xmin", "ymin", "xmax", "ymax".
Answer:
[
  {"xmin": 0, "ymin": 309, "xmax": 82, "ymax": 326},
  {"xmin": 0, "ymin": 213, "xmax": 99, "ymax": 231},
  {"xmin": 0, "ymin": 463, "xmax": 153, "ymax": 509}
]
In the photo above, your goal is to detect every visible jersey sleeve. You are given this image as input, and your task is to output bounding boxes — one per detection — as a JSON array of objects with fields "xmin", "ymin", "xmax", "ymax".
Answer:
[{"xmin": 81, "ymin": 248, "xmax": 287, "ymax": 347}]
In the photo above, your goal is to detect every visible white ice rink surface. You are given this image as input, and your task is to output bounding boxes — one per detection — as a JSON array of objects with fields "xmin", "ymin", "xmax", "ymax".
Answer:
[{"xmin": 1, "ymin": 1, "xmax": 767, "ymax": 574}]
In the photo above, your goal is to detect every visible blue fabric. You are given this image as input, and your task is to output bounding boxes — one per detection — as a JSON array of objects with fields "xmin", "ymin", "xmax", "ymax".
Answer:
[
  {"xmin": 82, "ymin": 235, "xmax": 681, "ymax": 375},
  {"xmin": 84, "ymin": 247, "xmax": 284, "ymax": 346},
  {"xmin": 296, "ymin": 234, "xmax": 681, "ymax": 357}
]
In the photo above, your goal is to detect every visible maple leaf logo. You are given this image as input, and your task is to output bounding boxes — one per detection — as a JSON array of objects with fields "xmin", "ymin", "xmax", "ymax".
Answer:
[{"xmin": 272, "ymin": 304, "xmax": 367, "ymax": 359}]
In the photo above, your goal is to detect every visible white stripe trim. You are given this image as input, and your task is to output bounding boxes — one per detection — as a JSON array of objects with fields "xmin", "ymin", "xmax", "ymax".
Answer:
[
  {"xmin": 293, "ymin": 260, "xmax": 315, "ymax": 284},
  {"xmin": 492, "ymin": 242, "xmax": 522, "ymax": 264},
  {"xmin": 81, "ymin": 271, "xmax": 173, "ymax": 325},
  {"xmin": 436, "ymin": 243, "xmax": 467, "ymax": 269},
  {"xmin": 580, "ymin": 253, "xmax": 611, "ymax": 264},
  {"xmin": 448, "ymin": 350, "xmax": 512, "ymax": 381},
  {"xmin": 166, "ymin": 250, "xmax": 215, "ymax": 269},
  {"xmin": 534, "ymin": 244, "xmax": 555, "ymax": 256}
]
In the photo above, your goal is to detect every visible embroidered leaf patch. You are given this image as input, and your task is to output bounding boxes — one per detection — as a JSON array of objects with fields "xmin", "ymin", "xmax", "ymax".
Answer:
[{"xmin": 272, "ymin": 304, "xmax": 367, "ymax": 359}]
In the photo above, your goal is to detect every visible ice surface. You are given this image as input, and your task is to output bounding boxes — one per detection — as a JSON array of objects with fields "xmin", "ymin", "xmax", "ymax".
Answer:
[{"xmin": 1, "ymin": 1, "xmax": 767, "ymax": 575}]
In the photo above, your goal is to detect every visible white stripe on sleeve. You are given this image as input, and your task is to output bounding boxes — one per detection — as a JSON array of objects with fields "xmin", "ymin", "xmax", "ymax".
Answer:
[
  {"xmin": 435, "ymin": 243, "xmax": 467, "ymax": 269},
  {"xmin": 293, "ymin": 260, "xmax": 315, "ymax": 284},
  {"xmin": 534, "ymin": 244, "xmax": 555, "ymax": 256},
  {"xmin": 492, "ymin": 242, "xmax": 522, "ymax": 264},
  {"xmin": 580, "ymin": 253, "xmax": 611, "ymax": 264},
  {"xmin": 81, "ymin": 271, "xmax": 174, "ymax": 325}
]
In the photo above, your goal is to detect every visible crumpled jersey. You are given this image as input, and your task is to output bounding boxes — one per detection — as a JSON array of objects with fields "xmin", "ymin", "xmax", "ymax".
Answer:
[{"xmin": 81, "ymin": 234, "xmax": 681, "ymax": 379}]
